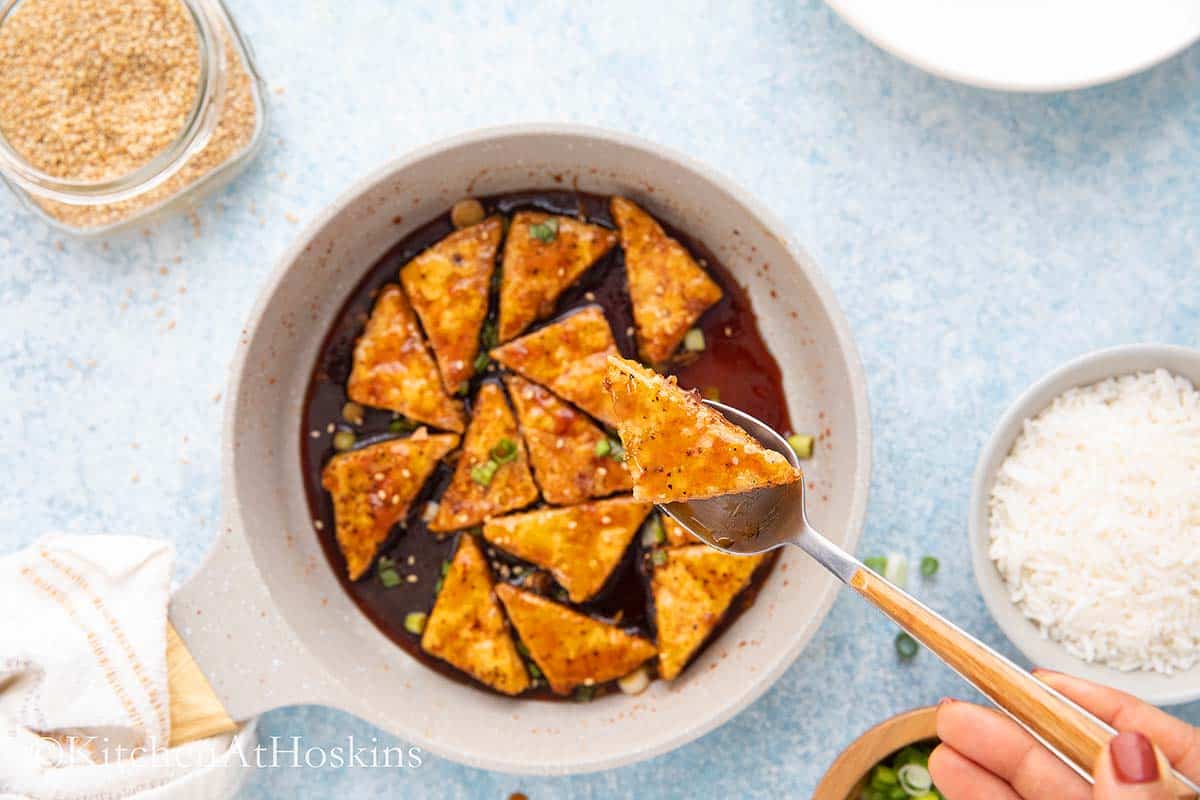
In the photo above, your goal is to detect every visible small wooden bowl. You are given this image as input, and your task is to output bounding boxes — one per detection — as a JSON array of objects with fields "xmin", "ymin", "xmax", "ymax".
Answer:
[{"xmin": 813, "ymin": 706, "xmax": 939, "ymax": 800}]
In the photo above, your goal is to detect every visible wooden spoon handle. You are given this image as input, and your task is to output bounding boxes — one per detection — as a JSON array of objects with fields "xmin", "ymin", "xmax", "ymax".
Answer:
[{"xmin": 849, "ymin": 567, "xmax": 1198, "ymax": 798}]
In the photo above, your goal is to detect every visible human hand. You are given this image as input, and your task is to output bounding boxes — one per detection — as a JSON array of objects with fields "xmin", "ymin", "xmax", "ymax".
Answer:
[{"xmin": 929, "ymin": 671, "xmax": 1200, "ymax": 799}]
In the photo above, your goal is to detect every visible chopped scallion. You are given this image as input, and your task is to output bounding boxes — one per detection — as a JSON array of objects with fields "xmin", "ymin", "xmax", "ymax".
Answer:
[
  {"xmin": 594, "ymin": 438, "xmax": 612, "ymax": 457},
  {"xmin": 787, "ymin": 433, "xmax": 814, "ymax": 460},
  {"xmin": 332, "ymin": 430, "xmax": 356, "ymax": 452},
  {"xmin": 471, "ymin": 459, "xmax": 500, "ymax": 486},
  {"xmin": 864, "ymin": 556, "xmax": 887, "ymax": 574},
  {"xmin": 651, "ymin": 550, "xmax": 667, "ymax": 567},
  {"xmin": 920, "ymin": 555, "xmax": 939, "ymax": 577},
  {"xmin": 884, "ymin": 553, "xmax": 908, "ymax": 588},
  {"xmin": 895, "ymin": 632, "xmax": 919, "ymax": 660},
  {"xmin": 403, "ymin": 611, "xmax": 428, "ymax": 635},
  {"xmin": 608, "ymin": 438, "xmax": 626, "ymax": 462},
  {"xmin": 574, "ymin": 685, "xmax": 595, "ymax": 702},
  {"xmin": 480, "ymin": 320, "xmax": 499, "ymax": 350},
  {"xmin": 474, "ymin": 350, "xmax": 490, "ymax": 372},
  {"xmin": 377, "ymin": 556, "xmax": 401, "ymax": 588},
  {"xmin": 490, "ymin": 438, "xmax": 518, "ymax": 463},
  {"xmin": 529, "ymin": 218, "xmax": 559, "ymax": 242},
  {"xmin": 527, "ymin": 662, "xmax": 542, "ymax": 679},
  {"xmin": 683, "ymin": 328, "xmax": 706, "ymax": 352},
  {"xmin": 641, "ymin": 516, "xmax": 665, "ymax": 547},
  {"xmin": 389, "ymin": 417, "xmax": 416, "ymax": 434}
]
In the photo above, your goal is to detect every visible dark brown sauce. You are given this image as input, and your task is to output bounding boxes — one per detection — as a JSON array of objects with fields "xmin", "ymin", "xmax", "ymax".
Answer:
[{"xmin": 300, "ymin": 190, "xmax": 793, "ymax": 700}]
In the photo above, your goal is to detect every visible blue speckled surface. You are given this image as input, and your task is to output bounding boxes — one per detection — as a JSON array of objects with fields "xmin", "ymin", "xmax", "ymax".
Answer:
[{"xmin": 1, "ymin": 1, "xmax": 1197, "ymax": 796}]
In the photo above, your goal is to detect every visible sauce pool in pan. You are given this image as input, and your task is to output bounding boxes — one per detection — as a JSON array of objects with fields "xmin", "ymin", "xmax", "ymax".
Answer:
[{"xmin": 300, "ymin": 190, "xmax": 793, "ymax": 700}]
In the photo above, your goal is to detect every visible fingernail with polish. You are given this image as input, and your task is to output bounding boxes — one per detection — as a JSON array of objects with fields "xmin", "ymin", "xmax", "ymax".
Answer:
[
  {"xmin": 1111, "ymin": 732, "xmax": 1159, "ymax": 784},
  {"xmin": 937, "ymin": 697, "xmax": 955, "ymax": 708}
]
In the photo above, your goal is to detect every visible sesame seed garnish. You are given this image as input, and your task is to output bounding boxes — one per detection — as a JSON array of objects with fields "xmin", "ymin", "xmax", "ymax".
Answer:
[
  {"xmin": 310, "ymin": 430, "xmax": 321, "ymax": 438},
  {"xmin": 313, "ymin": 520, "xmax": 324, "ymax": 530},
  {"xmin": 406, "ymin": 574, "xmax": 418, "ymax": 584}
]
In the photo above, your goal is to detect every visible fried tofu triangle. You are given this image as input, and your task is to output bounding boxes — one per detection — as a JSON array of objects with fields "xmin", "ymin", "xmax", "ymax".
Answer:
[
  {"xmin": 503, "ymin": 375, "xmax": 632, "ymax": 504},
  {"xmin": 495, "ymin": 584, "xmax": 656, "ymax": 695},
  {"xmin": 490, "ymin": 306, "xmax": 620, "ymax": 427},
  {"xmin": 610, "ymin": 197, "xmax": 723, "ymax": 365},
  {"xmin": 482, "ymin": 497, "xmax": 651, "ymax": 603},
  {"xmin": 652, "ymin": 545, "xmax": 764, "ymax": 680},
  {"xmin": 497, "ymin": 212, "xmax": 617, "ymax": 342},
  {"xmin": 400, "ymin": 217, "xmax": 503, "ymax": 395},
  {"xmin": 604, "ymin": 357, "xmax": 801, "ymax": 503},
  {"xmin": 420, "ymin": 535, "xmax": 530, "ymax": 695},
  {"xmin": 347, "ymin": 284, "xmax": 466, "ymax": 433},
  {"xmin": 429, "ymin": 382, "xmax": 540, "ymax": 532},
  {"xmin": 321, "ymin": 432, "xmax": 459, "ymax": 580}
]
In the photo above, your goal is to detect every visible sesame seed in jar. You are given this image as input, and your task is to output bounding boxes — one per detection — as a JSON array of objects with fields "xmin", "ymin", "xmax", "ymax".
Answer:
[{"xmin": 0, "ymin": 0, "xmax": 265, "ymax": 232}]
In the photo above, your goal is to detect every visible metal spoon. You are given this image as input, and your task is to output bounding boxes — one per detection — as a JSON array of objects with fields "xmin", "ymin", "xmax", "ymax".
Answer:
[{"xmin": 662, "ymin": 400, "xmax": 1199, "ymax": 797}]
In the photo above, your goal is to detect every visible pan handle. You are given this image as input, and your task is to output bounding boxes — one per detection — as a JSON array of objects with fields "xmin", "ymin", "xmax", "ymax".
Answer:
[{"xmin": 169, "ymin": 516, "xmax": 340, "ymax": 722}]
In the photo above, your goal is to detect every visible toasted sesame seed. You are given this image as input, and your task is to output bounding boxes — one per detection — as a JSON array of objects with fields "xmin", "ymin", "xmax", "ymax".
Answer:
[
  {"xmin": 405, "ymin": 574, "xmax": 418, "ymax": 584},
  {"xmin": 313, "ymin": 520, "xmax": 324, "ymax": 530}
]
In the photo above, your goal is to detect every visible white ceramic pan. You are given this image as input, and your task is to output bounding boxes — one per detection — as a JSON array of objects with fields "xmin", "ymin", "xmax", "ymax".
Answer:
[{"xmin": 169, "ymin": 125, "xmax": 871, "ymax": 775}]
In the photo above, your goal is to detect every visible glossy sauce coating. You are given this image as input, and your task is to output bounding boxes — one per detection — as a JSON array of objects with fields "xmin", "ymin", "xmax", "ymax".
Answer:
[{"xmin": 300, "ymin": 191, "xmax": 792, "ymax": 699}]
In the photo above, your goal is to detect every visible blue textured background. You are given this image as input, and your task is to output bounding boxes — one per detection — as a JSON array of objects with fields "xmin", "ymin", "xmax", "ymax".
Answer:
[{"xmin": 1, "ymin": 1, "xmax": 1197, "ymax": 797}]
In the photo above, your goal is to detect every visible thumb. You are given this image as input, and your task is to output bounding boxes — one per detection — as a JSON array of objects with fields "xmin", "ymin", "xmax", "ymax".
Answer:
[{"xmin": 1093, "ymin": 732, "xmax": 1175, "ymax": 800}]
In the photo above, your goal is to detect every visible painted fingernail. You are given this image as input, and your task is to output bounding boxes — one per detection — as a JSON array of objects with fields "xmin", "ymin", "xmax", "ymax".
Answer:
[
  {"xmin": 1110, "ymin": 732, "xmax": 1159, "ymax": 784},
  {"xmin": 937, "ymin": 697, "xmax": 956, "ymax": 708}
]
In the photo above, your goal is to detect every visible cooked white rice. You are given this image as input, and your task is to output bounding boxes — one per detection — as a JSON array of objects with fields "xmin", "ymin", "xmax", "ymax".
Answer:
[{"xmin": 988, "ymin": 368, "xmax": 1200, "ymax": 674}]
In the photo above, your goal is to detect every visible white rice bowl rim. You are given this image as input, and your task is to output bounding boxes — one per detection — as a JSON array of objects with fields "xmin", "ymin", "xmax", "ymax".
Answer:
[{"xmin": 969, "ymin": 343, "xmax": 1200, "ymax": 707}]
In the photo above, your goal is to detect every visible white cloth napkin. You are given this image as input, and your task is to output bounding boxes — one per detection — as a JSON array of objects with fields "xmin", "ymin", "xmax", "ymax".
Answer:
[{"xmin": 0, "ymin": 534, "xmax": 253, "ymax": 800}]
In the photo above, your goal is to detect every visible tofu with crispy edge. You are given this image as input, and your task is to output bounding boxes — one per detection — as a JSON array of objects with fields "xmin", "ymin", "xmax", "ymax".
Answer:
[
  {"xmin": 610, "ymin": 197, "xmax": 723, "ymax": 364},
  {"xmin": 400, "ymin": 217, "xmax": 503, "ymax": 394},
  {"xmin": 482, "ymin": 497, "xmax": 651, "ymax": 603},
  {"xmin": 495, "ymin": 584, "xmax": 656, "ymax": 695},
  {"xmin": 503, "ymin": 375, "xmax": 633, "ymax": 504},
  {"xmin": 603, "ymin": 356, "xmax": 802, "ymax": 503},
  {"xmin": 651, "ymin": 545, "xmax": 764, "ymax": 680},
  {"xmin": 497, "ymin": 212, "xmax": 617, "ymax": 342},
  {"xmin": 490, "ymin": 306, "xmax": 619, "ymax": 426},
  {"xmin": 347, "ymin": 284, "xmax": 466, "ymax": 433},
  {"xmin": 420, "ymin": 534, "xmax": 530, "ymax": 695},
  {"xmin": 429, "ymin": 382, "xmax": 540, "ymax": 531},
  {"xmin": 321, "ymin": 432, "xmax": 459, "ymax": 580}
]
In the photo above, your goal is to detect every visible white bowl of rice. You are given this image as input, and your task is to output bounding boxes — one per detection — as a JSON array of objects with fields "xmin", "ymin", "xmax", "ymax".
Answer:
[{"xmin": 969, "ymin": 344, "xmax": 1200, "ymax": 706}]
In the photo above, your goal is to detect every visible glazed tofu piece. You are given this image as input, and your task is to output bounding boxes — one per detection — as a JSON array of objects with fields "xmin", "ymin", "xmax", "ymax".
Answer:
[
  {"xmin": 503, "ymin": 375, "xmax": 633, "ymax": 504},
  {"xmin": 604, "ymin": 356, "xmax": 801, "ymax": 503},
  {"xmin": 490, "ymin": 306, "xmax": 620, "ymax": 426},
  {"xmin": 495, "ymin": 584, "xmax": 656, "ymax": 695},
  {"xmin": 429, "ymin": 382, "xmax": 540, "ymax": 531},
  {"xmin": 321, "ymin": 432, "xmax": 459, "ymax": 580},
  {"xmin": 651, "ymin": 545, "xmax": 764, "ymax": 680},
  {"xmin": 482, "ymin": 497, "xmax": 651, "ymax": 603},
  {"xmin": 400, "ymin": 217, "xmax": 503, "ymax": 394},
  {"xmin": 497, "ymin": 212, "xmax": 617, "ymax": 342},
  {"xmin": 610, "ymin": 197, "xmax": 723, "ymax": 365},
  {"xmin": 420, "ymin": 534, "xmax": 530, "ymax": 695},
  {"xmin": 347, "ymin": 284, "xmax": 466, "ymax": 433}
]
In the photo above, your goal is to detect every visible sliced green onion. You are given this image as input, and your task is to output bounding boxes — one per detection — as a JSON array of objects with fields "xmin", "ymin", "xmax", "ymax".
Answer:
[
  {"xmin": 332, "ymin": 430, "xmax": 356, "ymax": 452},
  {"xmin": 377, "ymin": 556, "xmax": 401, "ymax": 588},
  {"xmin": 920, "ymin": 556, "xmax": 939, "ymax": 577},
  {"xmin": 864, "ymin": 556, "xmax": 887, "ymax": 574},
  {"xmin": 440, "ymin": 560, "xmax": 451, "ymax": 577},
  {"xmin": 527, "ymin": 662, "xmax": 542, "ymax": 679},
  {"xmin": 787, "ymin": 433, "xmax": 815, "ymax": 459},
  {"xmin": 471, "ymin": 459, "xmax": 500, "ymax": 486},
  {"xmin": 895, "ymin": 632, "xmax": 919, "ymax": 660},
  {"xmin": 490, "ymin": 438, "xmax": 518, "ymax": 463},
  {"xmin": 897, "ymin": 763, "xmax": 933, "ymax": 795},
  {"xmin": 884, "ymin": 553, "xmax": 908, "ymax": 588},
  {"xmin": 871, "ymin": 765, "xmax": 899, "ymax": 787},
  {"xmin": 389, "ymin": 417, "xmax": 416, "ymax": 434},
  {"xmin": 608, "ymin": 438, "xmax": 626, "ymax": 462},
  {"xmin": 403, "ymin": 611, "xmax": 428, "ymax": 635},
  {"xmin": 515, "ymin": 640, "xmax": 530, "ymax": 659},
  {"xmin": 641, "ymin": 516, "xmax": 665, "ymax": 547},
  {"xmin": 683, "ymin": 328, "xmax": 706, "ymax": 352},
  {"xmin": 480, "ymin": 320, "xmax": 498, "ymax": 350},
  {"xmin": 474, "ymin": 350, "xmax": 490, "ymax": 372},
  {"xmin": 433, "ymin": 578, "xmax": 444, "ymax": 595},
  {"xmin": 651, "ymin": 550, "xmax": 667, "ymax": 567},
  {"xmin": 529, "ymin": 218, "xmax": 559, "ymax": 242},
  {"xmin": 341, "ymin": 401, "xmax": 365, "ymax": 426},
  {"xmin": 593, "ymin": 437, "xmax": 612, "ymax": 457},
  {"xmin": 574, "ymin": 685, "xmax": 594, "ymax": 702}
]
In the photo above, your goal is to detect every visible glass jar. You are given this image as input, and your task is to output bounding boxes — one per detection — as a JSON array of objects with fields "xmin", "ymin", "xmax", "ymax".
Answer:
[{"xmin": 0, "ymin": 0, "xmax": 267, "ymax": 235}]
